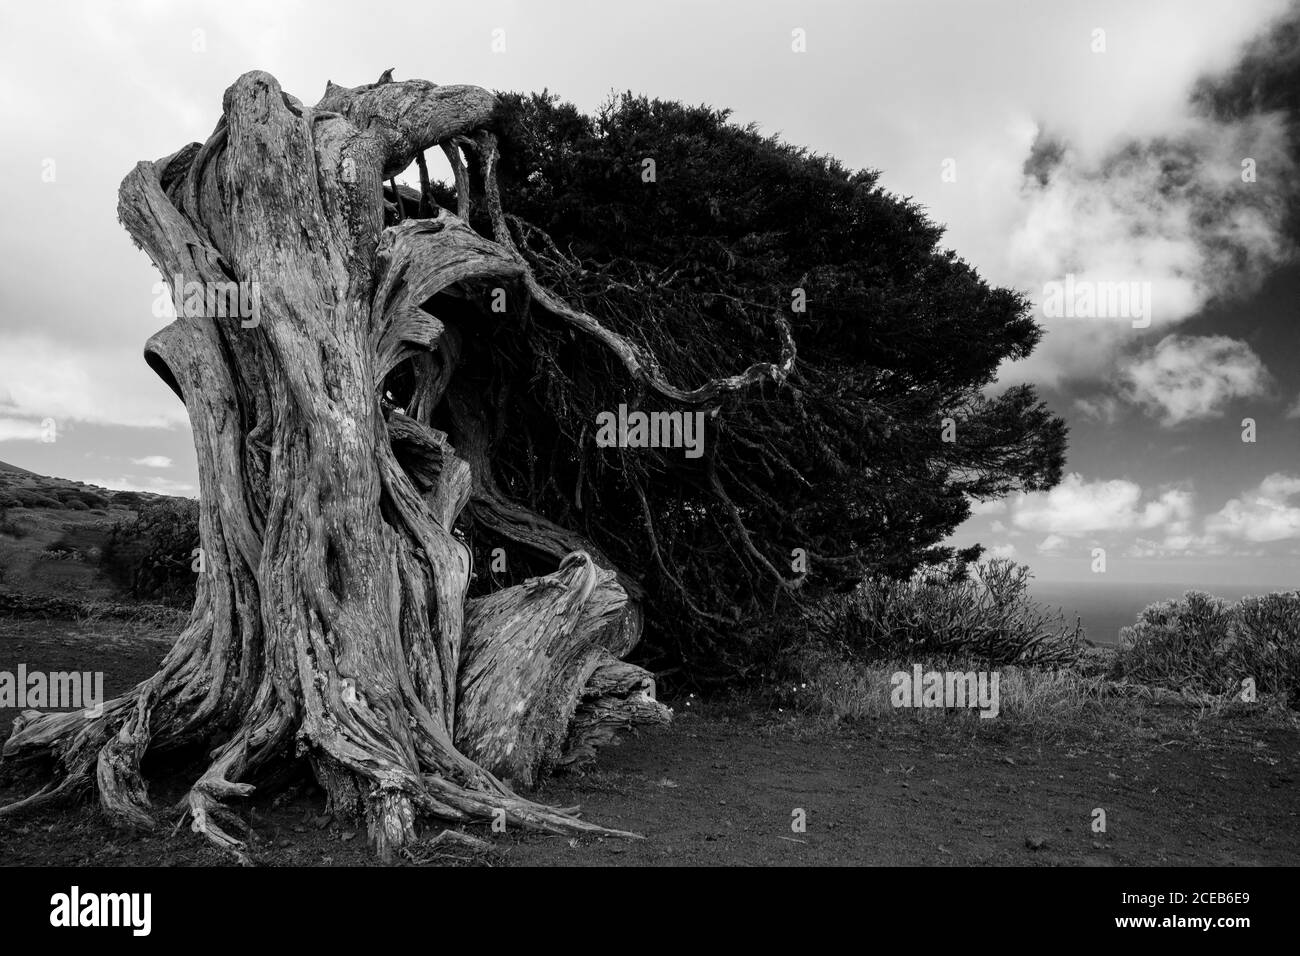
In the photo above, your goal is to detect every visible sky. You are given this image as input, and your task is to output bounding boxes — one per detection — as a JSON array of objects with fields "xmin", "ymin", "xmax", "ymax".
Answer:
[{"xmin": 0, "ymin": 0, "xmax": 1298, "ymax": 587}]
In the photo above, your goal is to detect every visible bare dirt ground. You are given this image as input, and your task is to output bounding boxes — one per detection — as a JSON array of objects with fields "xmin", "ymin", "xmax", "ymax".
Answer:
[{"xmin": 1, "ymin": 615, "xmax": 1296, "ymax": 867}]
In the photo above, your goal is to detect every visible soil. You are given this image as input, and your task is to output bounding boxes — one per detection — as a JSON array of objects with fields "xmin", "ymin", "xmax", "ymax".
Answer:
[{"xmin": 1, "ymin": 614, "xmax": 1296, "ymax": 867}]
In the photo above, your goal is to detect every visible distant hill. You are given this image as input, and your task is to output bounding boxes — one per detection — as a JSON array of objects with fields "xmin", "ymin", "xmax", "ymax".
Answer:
[
  {"xmin": 0, "ymin": 463, "xmax": 175, "ymax": 507},
  {"xmin": 0, "ymin": 464, "xmax": 187, "ymax": 602}
]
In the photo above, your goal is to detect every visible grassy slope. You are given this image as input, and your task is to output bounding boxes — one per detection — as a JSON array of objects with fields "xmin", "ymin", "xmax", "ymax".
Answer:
[{"xmin": 0, "ymin": 467, "xmax": 173, "ymax": 601}]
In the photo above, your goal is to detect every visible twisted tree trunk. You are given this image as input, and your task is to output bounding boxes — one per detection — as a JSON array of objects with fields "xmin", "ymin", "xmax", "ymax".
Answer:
[{"xmin": 0, "ymin": 70, "xmax": 704, "ymax": 861}]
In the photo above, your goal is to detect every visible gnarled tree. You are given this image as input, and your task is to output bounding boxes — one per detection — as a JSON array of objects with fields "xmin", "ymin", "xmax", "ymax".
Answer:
[
  {"xmin": 2, "ymin": 70, "xmax": 1068, "ymax": 861},
  {"xmin": 0, "ymin": 70, "xmax": 802, "ymax": 861}
]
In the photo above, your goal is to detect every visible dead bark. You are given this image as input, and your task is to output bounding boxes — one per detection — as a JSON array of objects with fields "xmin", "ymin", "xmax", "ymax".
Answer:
[{"xmin": 0, "ymin": 68, "xmax": 798, "ymax": 860}]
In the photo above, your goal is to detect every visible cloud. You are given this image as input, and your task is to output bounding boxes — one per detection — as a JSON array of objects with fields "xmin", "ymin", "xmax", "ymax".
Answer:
[
  {"xmin": 1127, "ymin": 534, "xmax": 1230, "ymax": 558},
  {"xmin": 0, "ymin": 417, "xmax": 48, "ymax": 442},
  {"xmin": 1117, "ymin": 335, "xmax": 1272, "ymax": 425},
  {"xmin": 1138, "ymin": 489, "xmax": 1198, "ymax": 531},
  {"xmin": 1073, "ymin": 394, "xmax": 1121, "ymax": 424},
  {"xmin": 991, "ymin": 8, "xmax": 1300, "ymax": 389},
  {"xmin": 130, "ymin": 455, "xmax": 173, "ymax": 468},
  {"xmin": 984, "ymin": 543, "xmax": 1018, "ymax": 560},
  {"xmin": 1006, "ymin": 472, "xmax": 1300, "ymax": 558},
  {"xmin": 1206, "ymin": 473, "xmax": 1300, "ymax": 542},
  {"xmin": 1007, "ymin": 473, "xmax": 1194, "ymax": 537},
  {"xmin": 1036, "ymin": 534, "xmax": 1069, "ymax": 554},
  {"xmin": 1012, "ymin": 476, "xmax": 1140, "ymax": 535},
  {"xmin": 1122, "ymin": 473, "xmax": 1300, "ymax": 555},
  {"xmin": 1287, "ymin": 393, "xmax": 1300, "ymax": 419},
  {"xmin": 0, "ymin": 336, "xmax": 188, "ymax": 431}
]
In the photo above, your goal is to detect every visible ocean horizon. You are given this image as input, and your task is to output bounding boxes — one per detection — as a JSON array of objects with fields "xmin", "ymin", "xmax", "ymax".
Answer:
[{"xmin": 1028, "ymin": 581, "xmax": 1290, "ymax": 646}]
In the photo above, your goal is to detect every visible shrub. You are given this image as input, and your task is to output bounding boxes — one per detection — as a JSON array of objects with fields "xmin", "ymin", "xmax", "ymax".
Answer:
[
  {"xmin": 64, "ymin": 499, "xmax": 89, "ymax": 511},
  {"xmin": 0, "ymin": 505, "xmax": 28, "ymax": 539},
  {"xmin": 802, "ymin": 558, "xmax": 1084, "ymax": 670},
  {"xmin": 62, "ymin": 490, "xmax": 107, "ymax": 508},
  {"xmin": 1232, "ymin": 593, "xmax": 1300, "ymax": 698},
  {"xmin": 12, "ymin": 489, "xmax": 57, "ymax": 508},
  {"xmin": 1114, "ymin": 590, "xmax": 1300, "ymax": 705},
  {"xmin": 100, "ymin": 497, "xmax": 200, "ymax": 605}
]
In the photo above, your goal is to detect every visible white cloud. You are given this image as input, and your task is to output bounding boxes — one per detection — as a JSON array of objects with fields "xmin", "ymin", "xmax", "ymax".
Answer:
[
  {"xmin": 1127, "ymin": 534, "xmax": 1227, "ymax": 558},
  {"xmin": 1206, "ymin": 473, "xmax": 1300, "ymax": 542},
  {"xmin": 0, "ymin": 417, "xmax": 47, "ymax": 442},
  {"xmin": 1012, "ymin": 475, "xmax": 1142, "ymax": 535},
  {"xmin": 1006, "ymin": 475, "xmax": 1200, "ymax": 560},
  {"xmin": 1073, "ymin": 394, "xmax": 1121, "ymax": 424},
  {"xmin": 1121, "ymin": 474, "xmax": 1300, "ymax": 555},
  {"xmin": 131, "ymin": 455, "xmax": 174, "ymax": 468},
  {"xmin": 1138, "ymin": 489, "xmax": 1197, "ymax": 531},
  {"xmin": 1036, "ymin": 534, "xmax": 1069, "ymax": 554},
  {"xmin": 984, "ymin": 543, "xmax": 1018, "ymax": 560},
  {"xmin": 0, "ymin": 336, "xmax": 188, "ymax": 431},
  {"xmin": 1287, "ymin": 394, "xmax": 1300, "ymax": 420},
  {"xmin": 992, "ymin": 93, "xmax": 1296, "ymax": 388},
  {"xmin": 1118, "ymin": 335, "xmax": 1272, "ymax": 425}
]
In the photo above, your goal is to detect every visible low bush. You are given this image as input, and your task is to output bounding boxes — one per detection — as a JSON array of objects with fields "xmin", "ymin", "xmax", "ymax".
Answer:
[
  {"xmin": 13, "ymin": 490, "xmax": 60, "ymax": 508},
  {"xmin": 100, "ymin": 497, "xmax": 200, "ymax": 605},
  {"xmin": 0, "ymin": 505, "xmax": 28, "ymax": 538},
  {"xmin": 1113, "ymin": 590, "xmax": 1300, "ymax": 706},
  {"xmin": 803, "ymin": 558, "xmax": 1084, "ymax": 669}
]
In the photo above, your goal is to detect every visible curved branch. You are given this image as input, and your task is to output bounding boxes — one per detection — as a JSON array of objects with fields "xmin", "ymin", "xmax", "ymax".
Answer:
[{"xmin": 315, "ymin": 77, "xmax": 498, "ymax": 180}]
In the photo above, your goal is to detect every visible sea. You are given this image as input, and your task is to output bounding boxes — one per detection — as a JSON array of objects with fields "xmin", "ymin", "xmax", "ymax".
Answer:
[{"xmin": 1028, "ymin": 581, "xmax": 1288, "ymax": 646}]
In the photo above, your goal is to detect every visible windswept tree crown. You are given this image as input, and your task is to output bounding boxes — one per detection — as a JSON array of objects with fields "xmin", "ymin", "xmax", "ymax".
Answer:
[{"xmin": 450, "ymin": 91, "xmax": 1067, "ymax": 674}]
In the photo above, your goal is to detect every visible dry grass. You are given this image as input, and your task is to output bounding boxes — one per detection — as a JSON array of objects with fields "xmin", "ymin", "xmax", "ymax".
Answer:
[
  {"xmin": 777, "ymin": 652, "xmax": 1298, "ymax": 734},
  {"xmin": 788, "ymin": 657, "xmax": 1107, "ymax": 721}
]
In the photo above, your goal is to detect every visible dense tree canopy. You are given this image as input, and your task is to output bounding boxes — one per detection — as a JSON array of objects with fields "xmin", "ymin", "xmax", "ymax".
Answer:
[{"xmin": 437, "ymin": 91, "xmax": 1067, "ymax": 677}]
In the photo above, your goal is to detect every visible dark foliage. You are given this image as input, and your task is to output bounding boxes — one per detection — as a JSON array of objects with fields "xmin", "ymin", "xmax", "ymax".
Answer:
[
  {"xmin": 100, "ymin": 497, "xmax": 200, "ymax": 605},
  {"xmin": 799, "ymin": 559, "xmax": 1084, "ymax": 669},
  {"xmin": 436, "ymin": 92, "xmax": 1067, "ymax": 679},
  {"xmin": 0, "ymin": 503, "xmax": 26, "ymax": 538},
  {"xmin": 1113, "ymin": 591, "xmax": 1300, "ymax": 707}
]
